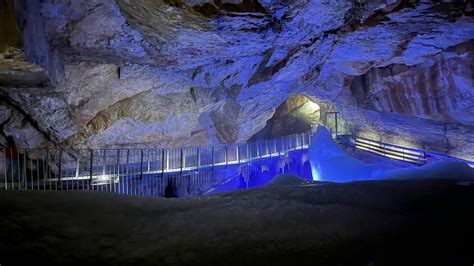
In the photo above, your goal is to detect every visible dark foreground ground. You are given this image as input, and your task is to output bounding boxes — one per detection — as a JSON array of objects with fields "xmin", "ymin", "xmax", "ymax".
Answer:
[{"xmin": 1, "ymin": 179, "xmax": 473, "ymax": 266}]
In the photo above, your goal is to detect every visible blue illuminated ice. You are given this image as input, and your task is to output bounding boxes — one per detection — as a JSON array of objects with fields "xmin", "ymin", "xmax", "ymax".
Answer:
[
  {"xmin": 308, "ymin": 126, "xmax": 376, "ymax": 182},
  {"xmin": 308, "ymin": 126, "xmax": 474, "ymax": 182},
  {"xmin": 374, "ymin": 159, "xmax": 474, "ymax": 180}
]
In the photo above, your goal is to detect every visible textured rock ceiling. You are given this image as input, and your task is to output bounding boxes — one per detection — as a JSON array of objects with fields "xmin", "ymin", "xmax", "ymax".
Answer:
[{"xmin": 0, "ymin": 0, "xmax": 473, "ymax": 161}]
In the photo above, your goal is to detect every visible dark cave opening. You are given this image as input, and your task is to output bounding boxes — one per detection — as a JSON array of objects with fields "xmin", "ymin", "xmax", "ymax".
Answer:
[
  {"xmin": 193, "ymin": 0, "xmax": 267, "ymax": 17},
  {"xmin": 0, "ymin": 0, "xmax": 22, "ymax": 53}
]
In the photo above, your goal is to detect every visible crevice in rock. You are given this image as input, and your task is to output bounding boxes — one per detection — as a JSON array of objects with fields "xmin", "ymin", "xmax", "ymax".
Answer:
[
  {"xmin": 339, "ymin": 0, "xmax": 418, "ymax": 35},
  {"xmin": 440, "ymin": 39, "xmax": 474, "ymax": 55},
  {"xmin": 192, "ymin": 66, "xmax": 203, "ymax": 80},
  {"xmin": 0, "ymin": 115, "xmax": 12, "ymax": 141},
  {"xmin": 427, "ymin": 2, "xmax": 474, "ymax": 19},
  {"xmin": 194, "ymin": 3, "xmax": 219, "ymax": 17},
  {"xmin": 193, "ymin": 0, "xmax": 267, "ymax": 18},
  {"xmin": 359, "ymin": 0, "xmax": 417, "ymax": 27},
  {"xmin": 247, "ymin": 46, "xmax": 298, "ymax": 86},
  {"xmin": 190, "ymin": 87, "xmax": 197, "ymax": 103},
  {"xmin": 0, "ymin": 95, "xmax": 58, "ymax": 145},
  {"xmin": 392, "ymin": 32, "xmax": 418, "ymax": 58},
  {"xmin": 163, "ymin": 0, "xmax": 186, "ymax": 8}
]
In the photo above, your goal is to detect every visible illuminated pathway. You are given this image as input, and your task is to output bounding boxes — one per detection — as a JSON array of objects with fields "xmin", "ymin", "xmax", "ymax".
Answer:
[
  {"xmin": 2, "ymin": 130, "xmax": 473, "ymax": 196},
  {"xmin": 1, "ymin": 132, "xmax": 313, "ymax": 196}
]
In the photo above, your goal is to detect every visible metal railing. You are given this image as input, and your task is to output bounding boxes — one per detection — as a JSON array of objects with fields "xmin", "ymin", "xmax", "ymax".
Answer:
[
  {"xmin": 0, "ymin": 131, "xmax": 313, "ymax": 196},
  {"xmin": 353, "ymin": 136, "xmax": 428, "ymax": 165},
  {"xmin": 339, "ymin": 134, "xmax": 474, "ymax": 167}
]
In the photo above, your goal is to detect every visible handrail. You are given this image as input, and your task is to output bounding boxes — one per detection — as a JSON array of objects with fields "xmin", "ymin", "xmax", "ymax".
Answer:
[
  {"xmin": 1, "ymin": 131, "xmax": 314, "ymax": 193},
  {"xmin": 355, "ymin": 136, "xmax": 427, "ymax": 156},
  {"xmin": 11, "ymin": 131, "xmax": 313, "ymax": 153},
  {"xmin": 343, "ymin": 134, "xmax": 474, "ymax": 167}
]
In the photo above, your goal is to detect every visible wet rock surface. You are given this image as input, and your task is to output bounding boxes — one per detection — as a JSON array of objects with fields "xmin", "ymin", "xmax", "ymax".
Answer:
[{"xmin": 0, "ymin": 1, "xmax": 472, "ymax": 160}]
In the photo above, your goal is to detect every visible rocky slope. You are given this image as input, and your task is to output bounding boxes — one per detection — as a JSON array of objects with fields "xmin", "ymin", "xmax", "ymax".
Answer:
[{"xmin": 0, "ymin": 0, "xmax": 473, "ymax": 161}]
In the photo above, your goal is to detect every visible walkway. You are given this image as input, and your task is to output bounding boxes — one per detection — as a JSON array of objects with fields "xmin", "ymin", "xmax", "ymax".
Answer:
[
  {"xmin": 1, "ymin": 132, "xmax": 313, "ymax": 196},
  {"xmin": 2, "ymin": 128, "xmax": 472, "ymax": 196}
]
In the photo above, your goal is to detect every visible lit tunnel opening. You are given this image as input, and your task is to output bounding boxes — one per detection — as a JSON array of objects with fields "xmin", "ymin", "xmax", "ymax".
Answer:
[{"xmin": 250, "ymin": 94, "xmax": 321, "ymax": 141}]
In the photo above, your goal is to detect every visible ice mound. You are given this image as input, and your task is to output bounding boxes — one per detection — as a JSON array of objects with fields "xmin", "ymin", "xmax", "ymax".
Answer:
[
  {"xmin": 308, "ymin": 125, "xmax": 474, "ymax": 182},
  {"xmin": 308, "ymin": 126, "xmax": 375, "ymax": 182},
  {"xmin": 265, "ymin": 174, "xmax": 306, "ymax": 187},
  {"xmin": 376, "ymin": 159, "xmax": 474, "ymax": 180}
]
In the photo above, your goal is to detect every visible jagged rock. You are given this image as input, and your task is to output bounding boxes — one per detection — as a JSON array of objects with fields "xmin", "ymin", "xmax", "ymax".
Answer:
[
  {"xmin": 0, "ymin": 100, "xmax": 46, "ymax": 148},
  {"xmin": 0, "ymin": 48, "xmax": 49, "ymax": 87}
]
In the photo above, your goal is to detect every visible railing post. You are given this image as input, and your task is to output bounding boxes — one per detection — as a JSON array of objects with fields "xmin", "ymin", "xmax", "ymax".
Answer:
[
  {"xmin": 89, "ymin": 149, "xmax": 93, "ymax": 190},
  {"xmin": 102, "ymin": 150, "xmax": 106, "ymax": 176},
  {"xmin": 140, "ymin": 149, "xmax": 144, "ymax": 180},
  {"xmin": 126, "ymin": 149, "xmax": 130, "ymax": 176},
  {"xmin": 180, "ymin": 148, "xmax": 184, "ymax": 175},
  {"xmin": 46, "ymin": 149, "xmax": 50, "ymax": 190},
  {"xmin": 22, "ymin": 150, "xmax": 27, "ymax": 190},
  {"xmin": 161, "ymin": 148, "xmax": 165, "ymax": 178},
  {"xmin": 246, "ymin": 143, "xmax": 249, "ymax": 161},
  {"xmin": 279, "ymin": 138, "xmax": 283, "ymax": 156},
  {"xmin": 3, "ymin": 148, "xmax": 6, "ymax": 190},
  {"xmin": 274, "ymin": 139, "xmax": 276, "ymax": 155},
  {"xmin": 58, "ymin": 149, "xmax": 62, "ymax": 190},
  {"xmin": 19, "ymin": 149, "xmax": 23, "ymax": 190},
  {"xmin": 147, "ymin": 149, "xmax": 151, "ymax": 173},
  {"xmin": 9, "ymin": 147, "xmax": 15, "ymax": 190},
  {"xmin": 197, "ymin": 147, "xmax": 200, "ymax": 171},
  {"xmin": 183, "ymin": 148, "xmax": 186, "ymax": 170},
  {"xmin": 211, "ymin": 146, "xmax": 215, "ymax": 170},
  {"xmin": 8, "ymin": 148, "xmax": 13, "ymax": 190},
  {"xmin": 237, "ymin": 144, "xmax": 240, "ymax": 164},
  {"xmin": 29, "ymin": 152, "xmax": 33, "ymax": 190},
  {"xmin": 255, "ymin": 140, "xmax": 262, "ymax": 158},
  {"xmin": 225, "ymin": 146, "xmax": 228, "ymax": 167},
  {"xmin": 307, "ymin": 132, "xmax": 311, "ymax": 147},
  {"xmin": 115, "ymin": 150, "xmax": 120, "ymax": 193},
  {"xmin": 265, "ymin": 140, "xmax": 269, "ymax": 157},
  {"xmin": 36, "ymin": 155, "xmax": 40, "ymax": 190}
]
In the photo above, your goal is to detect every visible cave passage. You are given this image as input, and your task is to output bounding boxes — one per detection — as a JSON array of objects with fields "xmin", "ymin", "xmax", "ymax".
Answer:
[{"xmin": 250, "ymin": 94, "xmax": 321, "ymax": 141}]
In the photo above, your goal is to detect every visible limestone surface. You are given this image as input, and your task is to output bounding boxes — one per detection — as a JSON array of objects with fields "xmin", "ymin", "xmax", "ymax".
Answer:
[{"xmin": 0, "ymin": 1, "xmax": 472, "ymax": 161}]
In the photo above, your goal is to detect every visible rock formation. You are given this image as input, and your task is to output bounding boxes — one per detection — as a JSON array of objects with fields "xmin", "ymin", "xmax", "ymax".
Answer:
[{"xmin": 0, "ymin": 0, "xmax": 473, "ymax": 161}]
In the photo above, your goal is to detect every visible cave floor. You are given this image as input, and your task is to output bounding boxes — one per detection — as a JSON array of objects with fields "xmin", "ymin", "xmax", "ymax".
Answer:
[{"xmin": 1, "ymin": 179, "xmax": 473, "ymax": 266}]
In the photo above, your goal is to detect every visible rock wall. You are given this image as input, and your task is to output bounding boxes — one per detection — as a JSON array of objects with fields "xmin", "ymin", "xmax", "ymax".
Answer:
[
  {"xmin": 0, "ymin": 0, "xmax": 473, "ymax": 161},
  {"xmin": 350, "ymin": 41, "xmax": 474, "ymax": 125}
]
